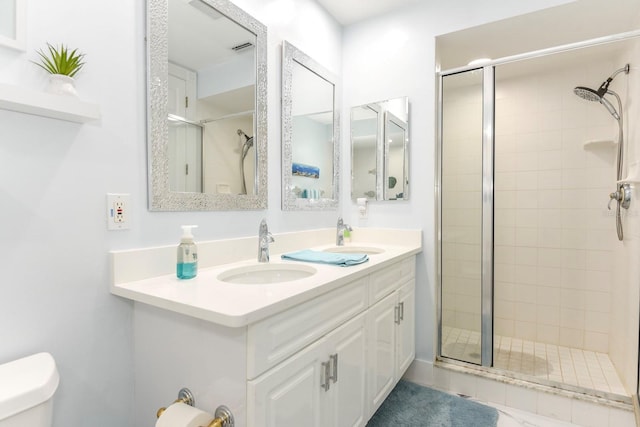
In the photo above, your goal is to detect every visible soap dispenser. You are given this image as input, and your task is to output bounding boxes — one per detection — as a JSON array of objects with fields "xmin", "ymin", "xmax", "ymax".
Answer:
[{"xmin": 177, "ymin": 225, "xmax": 198, "ymax": 279}]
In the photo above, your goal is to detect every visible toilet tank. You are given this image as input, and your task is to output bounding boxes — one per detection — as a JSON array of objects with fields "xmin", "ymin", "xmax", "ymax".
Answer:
[{"xmin": 0, "ymin": 353, "xmax": 59, "ymax": 427}]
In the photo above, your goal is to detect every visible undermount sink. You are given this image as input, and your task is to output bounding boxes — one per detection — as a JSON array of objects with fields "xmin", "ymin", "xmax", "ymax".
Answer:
[
  {"xmin": 323, "ymin": 246, "xmax": 385, "ymax": 255},
  {"xmin": 217, "ymin": 263, "xmax": 317, "ymax": 285}
]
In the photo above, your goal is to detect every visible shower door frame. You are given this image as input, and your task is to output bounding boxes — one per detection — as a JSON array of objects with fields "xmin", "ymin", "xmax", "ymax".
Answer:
[
  {"xmin": 435, "ymin": 30, "xmax": 640, "ymax": 386},
  {"xmin": 436, "ymin": 65, "xmax": 495, "ymax": 367}
]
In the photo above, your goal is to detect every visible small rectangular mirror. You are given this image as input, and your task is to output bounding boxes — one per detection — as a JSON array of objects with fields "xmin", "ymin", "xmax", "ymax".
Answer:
[
  {"xmin": 0, "ymin": 0, "xmax": 26, "ymax": 51},
  {"xmin": 351, "ymin": 97, "xmax": 409, "ymax": 201}
]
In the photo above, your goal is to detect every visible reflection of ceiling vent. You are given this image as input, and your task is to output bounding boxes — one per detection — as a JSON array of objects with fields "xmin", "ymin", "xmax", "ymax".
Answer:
[{"xmin": 232, "ymin": 42, "xmax": 254, "ymax": 52}]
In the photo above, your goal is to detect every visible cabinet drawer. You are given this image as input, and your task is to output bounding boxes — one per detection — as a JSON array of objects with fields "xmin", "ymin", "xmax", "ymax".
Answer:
[
  {"xmin": 369, "ymin": 257, "xmax": 415, "ymax": 304},
  {"xmin": 247, "ymin": 277, "xmax": 368, "ymax": 379}
]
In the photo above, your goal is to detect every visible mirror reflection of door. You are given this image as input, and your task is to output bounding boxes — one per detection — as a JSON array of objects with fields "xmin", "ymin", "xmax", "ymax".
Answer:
[
  {"xmin": 351, "ymin": 105, "xmax": 379, "ymax": 199},
  {"xmin": 168, "ymin": 64, "xmax": 202, "ymax": 193},
  {"xmin": 290, "ymin": 60, "xmax": 335, "ymax": 201},
  {"xmin": 384, "ymin": 112, "xmax": 407, "ymax": 200},
  {"xmin": 168, "ymin": 0, "xmax": 256, "ymax": 195}
]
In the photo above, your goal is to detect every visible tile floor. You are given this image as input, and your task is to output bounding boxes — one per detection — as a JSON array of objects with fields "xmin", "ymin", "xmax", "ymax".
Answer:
[
  {"xmin": 493, "ymin": 403, "xmax": 592, "ymax": 427},
  {"xmin": 442, "ymin": 326, "xmax": 627, "ymax": 396}
]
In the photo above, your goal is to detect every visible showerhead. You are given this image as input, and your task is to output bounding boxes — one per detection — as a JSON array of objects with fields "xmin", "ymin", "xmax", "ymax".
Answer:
[
  {"xmin": 573, "ymin": 64, "xmax": 630, "ymax": 121},
  {"xmin": 573, "ymin": 86, "xmax": 601, "ymax": 102},
  {"xmin": 574, "ymin": 85, "xmax": 621, "ymax": 120}
]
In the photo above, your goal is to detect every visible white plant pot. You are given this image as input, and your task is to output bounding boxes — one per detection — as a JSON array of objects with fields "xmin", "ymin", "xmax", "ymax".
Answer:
[{"xmin": 46, "ymin": 74, "xmax": 78, "ymax": 96}]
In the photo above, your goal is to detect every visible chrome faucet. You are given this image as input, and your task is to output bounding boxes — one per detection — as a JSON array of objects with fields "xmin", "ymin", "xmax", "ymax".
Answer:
[
  {"xmin": 336, "ymin": 217, "xmax": 352, "ymax": 246},
  {"xmin": 258, "ymin": 219, "xmax": 275, "ymax": 262}
]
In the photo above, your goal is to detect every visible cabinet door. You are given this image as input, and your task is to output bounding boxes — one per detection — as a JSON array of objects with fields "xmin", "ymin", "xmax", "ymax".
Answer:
[
  {"xmin": 397, "ymin": 280, "xmax": 415, "ymax": 376},
  {"xmin": 366, "ymin": 292, "xmax": 397, "ymax": 415},
  {"xmin": 326, "ymin": 313, "xmax": 367, "ymax": 427},
  {"xmin": 248, "ymin": 338, "xmax": 328, "ymax": 427}
]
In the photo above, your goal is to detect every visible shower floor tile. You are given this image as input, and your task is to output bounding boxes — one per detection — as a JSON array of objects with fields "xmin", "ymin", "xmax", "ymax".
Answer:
[{"xmin": 441, "ymin": 327, "xmax": 627, "ymax": 396}]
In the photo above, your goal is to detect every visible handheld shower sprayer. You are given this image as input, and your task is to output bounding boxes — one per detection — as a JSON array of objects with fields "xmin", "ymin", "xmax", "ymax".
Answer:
[
  {"xmin": 237, "ymin": 128, "xmax": 255, "ymax": 195},
  {"xmin": 573, "ymin": 64, "xmax": 631, "ymax": 240}
]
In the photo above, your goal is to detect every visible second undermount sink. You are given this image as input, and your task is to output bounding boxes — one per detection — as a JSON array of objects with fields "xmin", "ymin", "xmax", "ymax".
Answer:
[
  {"xmin": 323, "ymin": 246, "xmax": 385, "ymax": 255},
  {"xmin": 217, "ymin": 263, "xmax": 317, "ymax": 285}
]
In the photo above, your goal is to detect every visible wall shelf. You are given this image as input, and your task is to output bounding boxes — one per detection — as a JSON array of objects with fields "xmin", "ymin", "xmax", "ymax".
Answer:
[
  {"xmin": 0, "ymin": 82, "xmax": 100, "ymax": 123},
  {"xmin": 583, "ymin": 139, "xmax": 616, "ymax": 149}
]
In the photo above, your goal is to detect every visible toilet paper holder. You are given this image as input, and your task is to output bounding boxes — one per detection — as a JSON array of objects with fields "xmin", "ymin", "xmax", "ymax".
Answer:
[{"xmin": 156, "ymin": 387, "xmax": 234, "ymax": 427}]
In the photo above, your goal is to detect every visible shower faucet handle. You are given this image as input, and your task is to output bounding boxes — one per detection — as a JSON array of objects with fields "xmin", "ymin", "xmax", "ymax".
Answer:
[
  {"xmin": 608, "ymin": 183, "xmax": 632, "ymax": 210},
  {"xmin": 608, "ymin": 191, "xmax": 619, "ymax": 210}
]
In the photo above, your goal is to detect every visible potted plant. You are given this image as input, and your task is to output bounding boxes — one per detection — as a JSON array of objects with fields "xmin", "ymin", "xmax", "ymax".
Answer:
[{"xmin": 33, "ymin": 43, "xmax": 85, "ymax": 96}]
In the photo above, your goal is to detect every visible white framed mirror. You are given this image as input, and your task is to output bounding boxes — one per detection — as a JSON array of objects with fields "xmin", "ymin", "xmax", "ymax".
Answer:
[
  {"xmin": 0, "ymin": 0, "xmax": 26, "ymax": 51},
  {"xmin": 351, "ymin": 97, "xmax": 409, "ymax": 201},
  {"xmin": 147, "ymin": 0, "xmax": 268, "ymax": 211},
  {"xmin": 281, "ymin": 41, "xmax": 339, "ymax": 211}
]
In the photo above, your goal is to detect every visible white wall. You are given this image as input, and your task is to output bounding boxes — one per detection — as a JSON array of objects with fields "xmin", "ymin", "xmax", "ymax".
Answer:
[
  {"xmin": 0, "ymin": 0, "xmax": 615, "ymax": 424},
  {"xmin": 0, "ymin": 1, "xmax": 143, "ymax": 424},
  {"xmin": 0, "ymin": 0, "xmax": 340, "ymax": 425}
]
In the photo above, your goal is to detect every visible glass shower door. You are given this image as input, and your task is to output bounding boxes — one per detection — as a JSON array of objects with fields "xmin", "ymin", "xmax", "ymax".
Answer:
[{"xmin": 439, "ymin": 68, "xmax": 493, "ymax": 365}]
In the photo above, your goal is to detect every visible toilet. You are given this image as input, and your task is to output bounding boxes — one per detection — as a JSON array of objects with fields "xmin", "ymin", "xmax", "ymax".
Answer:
[{"xmin": 0, "ymin": 353, "xmax": 59, "ymax": 426}]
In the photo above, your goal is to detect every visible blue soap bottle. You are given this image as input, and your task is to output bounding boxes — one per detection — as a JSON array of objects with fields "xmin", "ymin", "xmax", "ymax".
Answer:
[{"xmin": 177, "ymin": 225, "xmax": 198, "ymax": 279}]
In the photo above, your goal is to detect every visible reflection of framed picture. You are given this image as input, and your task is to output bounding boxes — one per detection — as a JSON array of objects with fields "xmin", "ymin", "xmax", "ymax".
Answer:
[{"xmin": 292, "ymin": 162, "xmax": 320, "ymax": 179}]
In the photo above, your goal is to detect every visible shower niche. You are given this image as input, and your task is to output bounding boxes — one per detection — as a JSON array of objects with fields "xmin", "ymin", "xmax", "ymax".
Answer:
[{"xmin": 437, "ymin": 36, "xmax": 639, "ymax": 403}]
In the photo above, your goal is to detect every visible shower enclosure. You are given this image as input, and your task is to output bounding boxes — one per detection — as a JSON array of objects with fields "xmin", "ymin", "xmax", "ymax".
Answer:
[{"xmin": 436, "ymin": 33, "xmax": 640, "ymax": 404}]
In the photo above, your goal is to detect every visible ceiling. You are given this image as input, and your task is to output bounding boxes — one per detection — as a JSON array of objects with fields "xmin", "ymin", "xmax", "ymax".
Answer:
[
  {"xmin": 436, "ymin": 0, "xmax": 640, "ymax": 71},
  {"xmin": 315, "ymin": 0, "xmax": 420, "ymax": 25},
  {"xmin": 315, "ymin": 0, "xmax": 640, "ymax": 70}
]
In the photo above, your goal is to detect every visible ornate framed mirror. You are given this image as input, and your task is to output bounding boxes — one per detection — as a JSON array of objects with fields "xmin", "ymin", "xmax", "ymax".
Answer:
[
  {"xmin": 147, "ymin": 0, "xmax": 267, "ymax": 211},
  {"xmin": 281, "ymin": 41, "xmax": 339, "ymax": 211}
]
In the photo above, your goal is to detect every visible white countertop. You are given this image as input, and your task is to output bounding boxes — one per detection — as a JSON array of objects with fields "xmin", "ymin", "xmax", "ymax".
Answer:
[{"xmin": 110, "ymin": 228, "xmax": 422, "ymax": 328}]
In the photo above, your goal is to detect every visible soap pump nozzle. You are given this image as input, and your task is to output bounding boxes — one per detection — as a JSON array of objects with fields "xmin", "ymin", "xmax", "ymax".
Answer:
[{"xmin": 180, "ymin": 225, "xmax": 198, "ymax": 241}]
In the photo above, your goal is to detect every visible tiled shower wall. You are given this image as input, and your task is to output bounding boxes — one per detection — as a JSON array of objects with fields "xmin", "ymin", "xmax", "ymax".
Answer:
[{"xmin": 493, "ymin": 60, "xmax": 622, "ymax": 353}]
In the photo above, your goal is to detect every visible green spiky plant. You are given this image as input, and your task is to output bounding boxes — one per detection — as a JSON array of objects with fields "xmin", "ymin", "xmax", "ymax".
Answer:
[{"xmin": 33, "ymin": 43, "xmax": 85, "ymax": 78}]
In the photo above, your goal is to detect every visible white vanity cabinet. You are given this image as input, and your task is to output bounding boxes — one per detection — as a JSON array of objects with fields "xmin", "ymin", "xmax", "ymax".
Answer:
[
  {"xmin": 247, "ymin": 313, "xmax": 367, "ymax": 427},
  {"xmin": 130, "ymin": 254, "xmax": 416, "ymax": 427},
  {"xmin": 248, "ymin": 257, "xmax": 415, "ymax": 427},
  {"xmin": 366, "ymin": 256, "xmax": 416, "ymax": 415}
]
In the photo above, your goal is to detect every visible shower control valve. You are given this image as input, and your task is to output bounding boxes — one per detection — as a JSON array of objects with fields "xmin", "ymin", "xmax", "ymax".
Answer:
[{"xmin": 608, "ymin": 183, "xmax": 631, "ymax": 210}]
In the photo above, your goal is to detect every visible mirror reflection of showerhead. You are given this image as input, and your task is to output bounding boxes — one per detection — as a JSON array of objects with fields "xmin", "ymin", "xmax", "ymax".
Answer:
[
  {"xmin": 237, "ymin": 128, "xmax": 253, "ymax": 144},
  {"xmin": 237, "ymin": 128, "xmax": 249, "ymax": 141},
  {"xmin": 237, "ymin": 129, "xmax": 254, "ymax": 160}
]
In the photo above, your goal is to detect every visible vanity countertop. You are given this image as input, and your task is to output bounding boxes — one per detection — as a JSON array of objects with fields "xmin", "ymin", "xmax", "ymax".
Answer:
[{"xmin": 110, "ymin": 228, "xmax": 421, "ymax": 328}]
